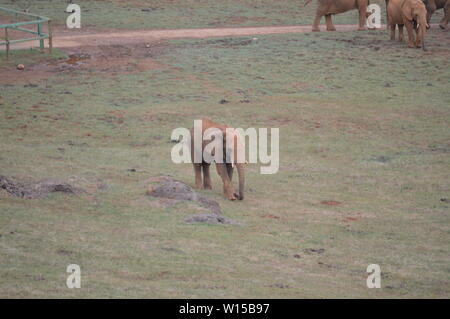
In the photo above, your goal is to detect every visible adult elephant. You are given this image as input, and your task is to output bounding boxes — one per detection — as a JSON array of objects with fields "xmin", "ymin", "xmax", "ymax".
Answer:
[
  {"xmin": 388, "ymin": 0, "xmax": 429, "ymax": 50},
  {"xmin": 422, "ymin": 0, "xmax": 450, "ymax": 29},
  {"xmin": 304, "ymin": 0, "xmax": 370, "ymax": 31}
]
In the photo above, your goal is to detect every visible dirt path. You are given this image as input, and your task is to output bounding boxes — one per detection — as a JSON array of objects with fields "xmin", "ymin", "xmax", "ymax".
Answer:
[{"xmin": 5, "ymin": 24, "xmax": 385, "ymax": 50}]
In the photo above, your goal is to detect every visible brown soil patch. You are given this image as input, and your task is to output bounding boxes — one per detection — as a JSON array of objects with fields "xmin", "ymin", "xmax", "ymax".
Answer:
[
  {"xmin": 0, "ymin": 40, "xmax": 169, "ymax": 85},
  {"xmin": 342, "ymin": 216, "xmax": 361, "ymax": 222},
  {"xmin": 321, "ymin": 200, "xmax": 342, "ymax": 206},
  {"xmin": 261, "ymin": 214, "xmax": 281, "ymax": 219}
]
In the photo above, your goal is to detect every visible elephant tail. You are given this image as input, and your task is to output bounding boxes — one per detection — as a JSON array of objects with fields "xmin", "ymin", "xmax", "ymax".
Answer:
[{"xmin": 304, "ymin": 0, "xmax": 313, "ymax": 7}]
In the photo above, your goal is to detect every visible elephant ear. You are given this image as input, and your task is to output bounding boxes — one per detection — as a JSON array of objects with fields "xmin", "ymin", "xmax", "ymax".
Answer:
[
  {"xmin": 224, "ymin": 128, "xmax": 245, "ymax": 167},
  {"xmin": 402, "ymin": 0, "xmax": 414, "ymax": 20}
]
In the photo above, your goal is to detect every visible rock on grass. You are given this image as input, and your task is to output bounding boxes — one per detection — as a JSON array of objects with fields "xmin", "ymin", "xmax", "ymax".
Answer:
[
  {"xmin": 0, "ymin": 175, "xmax": 87, "ymax": 198},
  {"xmin": 184, "ymin": 213, "xmax": 236, "ymax": 225},
  {"xmin": 147, "ymin": 176, "xmax": 222, "ymax": 214}
]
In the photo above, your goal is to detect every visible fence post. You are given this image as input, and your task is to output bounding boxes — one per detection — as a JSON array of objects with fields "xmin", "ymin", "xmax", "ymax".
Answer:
[
  {"xmin": 5, "ymin": 27, "xmax": 9, "ymax": 60},
  {"xmin": 37, "ymin": 22, "xmax": 44, "ymax": 50},
  {"xmin": 48, "ymin": 20, "xmax": 53, "ymax": 54}
]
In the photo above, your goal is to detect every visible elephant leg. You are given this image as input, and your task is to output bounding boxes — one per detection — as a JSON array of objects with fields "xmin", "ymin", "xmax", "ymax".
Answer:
[
  {"xmin": 386, "ymin": 0, "xmax": 390, "ymax": 30},
  {"xmin": 325, "ymin": 14, "xmax": 336, "ymax": 31},
  {"xmin": 398, "ymin": 24, "xmax": 404, "ymax": 42},
  {"xmin": 414, "ymin": 26, "xmax": 421, "ymax": 47},
  {"xmin": 404, "ymin": 20, "xmax": 415, "ymax": 48},
  {"xmin": 202, "ymin": 163, "xmax": 212, "ymax": 189},
  {"xmin": 226, "ymin": 164, "xmax": 240, "ymax": 198},
  {"xmin": 312, "ymin": 11, "xmax": 323, "ymax": 32},
  {"xmin": 440, "ymin": 3, "xmax": 450, "ymax": 29},
  {"xmin": 215, "ymin": 163, "xmax": 236, "ymax": 200},
  {"xmin": 193, "ymin": 163, "xmax": 203, "ymax": 189},
  {"xmin": 358, "ymin": 6, "xmax": 368, "ymax": 30},
  {"xmin": 390, "ymin": 24, "xmax": 396, "ymax": 40},
  {"xmin": 226, "ymin": 163, "xmax": 234, "ymax": 182}
]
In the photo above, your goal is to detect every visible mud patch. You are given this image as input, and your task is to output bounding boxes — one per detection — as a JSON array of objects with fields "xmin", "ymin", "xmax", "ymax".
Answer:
[
  {"xmin": 0, "ymin": 41, "xmax": 169, "ymax": 85},
  {"xmin": 47, "ymin": 42, "xmax": 168, "ymax": 75},
  {"xmin": 303, "ymin": 248, "xmax": 325, "ymax": 255},
  {"xmin": 342, "ymin": 216, "xmax": 360, "ymax": 223},
  {"xmin": 261, "ymin": 214, "xmax": 280, "ymax": 219},
  {"xmin": 57, "ymin": 249, "xmax": 74, "ymax": 256},
  {"xmin": 65, "ymin": 53, "xmax": 91, "ymax": 65},
  {"xmin": 321, "ymin": 200, "xmax": 341, "ymax": 206}
]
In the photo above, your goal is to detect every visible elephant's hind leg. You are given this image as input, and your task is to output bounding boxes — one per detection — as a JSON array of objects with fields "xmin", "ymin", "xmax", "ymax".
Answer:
[
  {"xmin": 358, "ymin": 6, "xmax": 368, "ymax": 30},
  {"xmin": 398, "ymin": 24, "xmax": 404, "ymax": 42},
  {"xmin": 202, "ymin": 163, "xmax": 212, "ymax": 189},
  {"xmin": 325, "ymin": 15, "xmax": 336, "ymax": 31},
  {"xmin": 439, "ymin": 3, "xmax": 450, "ymax": 29},
  {"xmin": 226, "ymin": 163, "xmax": 239, "ymax": 198},
  {"xmin": 312, "ymin": 12, "xmax": 323, "ymax": 32},
  {"xmin": 226, "ymin": 163, "xmax": 234, "ymax": 182},
  {"xmin": 390, "ymin": 24, "xmax": 396, "ymax": 40},
  {"xmin": 193, "ymin": 163, "xmax": 203, "ymax": 189}
]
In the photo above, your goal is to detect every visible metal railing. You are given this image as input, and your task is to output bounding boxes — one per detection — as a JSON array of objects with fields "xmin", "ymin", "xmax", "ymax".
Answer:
[{"xmin": 0, "ymin": 6, "xmax": 53, "ymax": 59}]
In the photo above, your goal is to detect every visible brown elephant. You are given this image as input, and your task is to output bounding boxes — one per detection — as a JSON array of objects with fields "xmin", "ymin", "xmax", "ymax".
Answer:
[
  {"xmin": 388, "ymin": 0, "xmax": 429, "ymax": 50},
  {"xmin": 304, "ymin": 0, "xmax": 370, "ymax": 32},
  {"xmin": 190, "ymin": 118, "xmax": 245, "ymax": 201},
  {"xmin": 422, "ymin": 0, "xmax": 450, "ymax": 29}
]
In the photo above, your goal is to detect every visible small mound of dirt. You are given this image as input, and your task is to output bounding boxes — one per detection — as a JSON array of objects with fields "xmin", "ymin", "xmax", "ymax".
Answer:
[
  {"xmin": 269, "ymin": 283, "xmax": 291, "ymax": 289},
  {"xmin": 184, "ymin": 213, "xmax": 236, "ymax": 225},
  {"xmin": 0, "ymin": 175, "xmax": 86, "ymax": 199},
  {"xmin": 149, "ymin": 178, "xmax": 197, "ymax": 201},
  {"xmin": 147, "ymin": 177, "xmax": 221, "ymax": 214}
]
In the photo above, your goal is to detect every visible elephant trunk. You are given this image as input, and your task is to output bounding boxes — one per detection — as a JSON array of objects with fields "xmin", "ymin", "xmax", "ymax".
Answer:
[
  {"xmin": 235, "ymin": 163, "xmax": 245, "ymax": 200},
  {"xmin": 420, "ymin": 16, "xmax": 428, "ymax": 51},
  {"xmin": 426, "ymin": 12, "xmax": 431, "ymax": 28}
]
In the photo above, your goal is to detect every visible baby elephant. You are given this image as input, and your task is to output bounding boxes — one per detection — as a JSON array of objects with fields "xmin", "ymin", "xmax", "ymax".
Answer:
[
  {"xmin": 190, "ymin": 118, "xmax": 245, "ymax": 201},
  {"xmin": 387, "ymin": 0, "xmax": 429, "ymax": 50}
]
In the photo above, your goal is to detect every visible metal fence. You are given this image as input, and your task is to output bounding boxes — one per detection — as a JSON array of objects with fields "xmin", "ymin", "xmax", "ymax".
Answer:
[{"xmin": 0, "ymin": 6, "xmax": 52, "ymax": 59}]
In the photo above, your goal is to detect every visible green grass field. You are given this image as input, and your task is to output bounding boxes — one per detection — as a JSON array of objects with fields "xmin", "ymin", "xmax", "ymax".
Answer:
[
  {"xmin": 1, "ymin": 1, "xmax": 450, "ymax": 298},
  {"xmin": 1, "ymin": 0, "xmax": 447, "ymax": 29},
  {"xmin": 2, "ymin": 0, "xmax": 387, "ymax": 29}
]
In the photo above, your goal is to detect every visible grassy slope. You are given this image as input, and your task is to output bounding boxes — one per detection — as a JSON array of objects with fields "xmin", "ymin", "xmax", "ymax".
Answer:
[{"xmin": 1, "ymin": 27, "xmax": 449, "ymax": 297}]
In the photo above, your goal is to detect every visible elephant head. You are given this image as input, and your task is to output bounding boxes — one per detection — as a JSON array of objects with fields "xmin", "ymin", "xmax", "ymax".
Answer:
[{"xmin": 403, "ymin": 0, "xmax": 429, "ymax": 50}]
